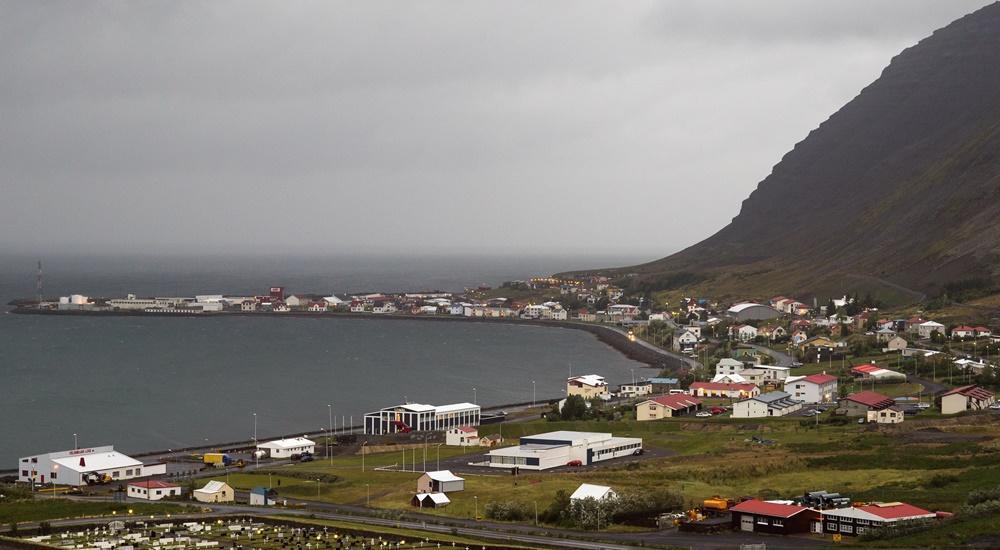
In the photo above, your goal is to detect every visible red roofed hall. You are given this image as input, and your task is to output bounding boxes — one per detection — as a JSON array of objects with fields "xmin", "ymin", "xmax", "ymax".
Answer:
[
  {"xmin": 840, "ymin": 391, "xmax": 896, "ymax": 416},
  {"xmin": 127, "ymin": 480, "xmax": 182, "ymax": 501},
  {"xmin": 784, "ymin": 372, "xmax": 839, "ymax": 403},
  {"xmin": 636, "ymin": 394, "xmax": 702, "ymax": 421},
  {"xmin": 689, "ymin": 381, "xmax": 759, "ymax": 399},
  {"xmin": 939, "ymin": 385, "xmax": 996, "ymax": 414},
  {"xmin": 821, "ymin": 502, "xmax": 937, "ymax": 536},
  {"xmin": 729, "ymin": 499, "xmax": 819, "ymax": 534}
]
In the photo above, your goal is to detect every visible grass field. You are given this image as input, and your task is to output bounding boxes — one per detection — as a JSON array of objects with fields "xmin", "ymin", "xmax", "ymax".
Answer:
[
  {"xmin": 205, "ymin": 412, "xmax": 1000, "ymax": 532},
  {"xmin": 0, "ymin": 499, "xmax": 193, "ymax": 524}
]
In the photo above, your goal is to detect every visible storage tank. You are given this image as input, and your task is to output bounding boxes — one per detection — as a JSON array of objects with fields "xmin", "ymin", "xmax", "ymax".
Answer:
[{"xmin": 70, "ymin": 294, "xmax": 88, "ymax": 305}]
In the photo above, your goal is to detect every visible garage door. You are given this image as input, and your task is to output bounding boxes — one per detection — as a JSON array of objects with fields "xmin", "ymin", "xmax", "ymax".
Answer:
[{"xmin": 741, "ymin": 515, "xmax": 754, "ymax": 532}]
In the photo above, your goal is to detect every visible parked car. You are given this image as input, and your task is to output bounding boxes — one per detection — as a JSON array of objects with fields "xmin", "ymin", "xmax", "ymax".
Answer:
[
  {"xmin": 915, "ymin": 403, "xmax": 931, "ymax": 409},
  {"xmin": 696, "ymin": 411, "xmax": 713, "ymax": 418},
  {"xmin": 989, "ymin": 403, "xmax": 1000, "ymax": 410},
  {"xmin": 299, "ymin": 453, "xmax": 314, "ymax": 462},
  {"xmin": 709, "ymin": 407, "xmax": 727, "ymax": 415},
  {"xmin": 566, "ymin": 460, "xmax": 583, "ymax": 467}
]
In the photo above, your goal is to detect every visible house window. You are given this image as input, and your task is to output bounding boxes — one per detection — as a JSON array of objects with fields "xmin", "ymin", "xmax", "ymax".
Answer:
[
  {"xmin": 840, "ymin": 524, "xmax": 853, "ymax": 533},
  {"xmin": 826, "ymin": 522, "xmax": 838, "ymax": 531},
  {"xmin": 757, "ymin": 517, "xmax": 769, "ymax": 525},
  {"xmin": 112, "ymin": 471, "xmax": 120, "ymax": 478},
  {"xmin": 856, "ymin": 527, "xmax": 866, "ymax": 535},
  {"xmin": 772, "ymin": 519, "xmax": 784, "ymax": 527},
  {"xmin": 126, "ymin": 469, "xmax": 133, "ymax": 476},
  {"xmin": 21, "ymin": 470, "xmax": 28, "ymax": 477},
  {"xmin": 50, "ymin": 471, "xmax": 57, "ymax": 479}
]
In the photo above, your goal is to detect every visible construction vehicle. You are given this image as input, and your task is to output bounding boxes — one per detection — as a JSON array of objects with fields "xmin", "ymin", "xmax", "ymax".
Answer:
[
  {"xmin": 84, "ymin": 472, "xmax": 113, "ymax": 485},
  {"xmin": 203, "ymin": 453, "xmax": 234, "ymax": 466},
  {"xmin": 702, "ymin": 496, "xmax": 735, "ymax": 514}
]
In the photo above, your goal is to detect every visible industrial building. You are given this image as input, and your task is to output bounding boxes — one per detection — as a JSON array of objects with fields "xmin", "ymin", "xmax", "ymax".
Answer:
[
  {"xmin": 17, "ymin": 446, "xmax": 166, "ymax": 487},
  {"xmin": 417, "ymin": 470, "xmax": 465, "ymax": 493},
  {"xmin": 364, "ymin": 402, "xmax": 481, "ymax": 435},
  {"xmin": 726, "ymin": 302, "xmax": 782, "ymax": 321},
  {"xmin": 256, "ymin": 437, "xmax": 315, "ymax": 458},
  {"xmin": 487, "ymin": 431, "xmax": 642, "ymax": 471}
]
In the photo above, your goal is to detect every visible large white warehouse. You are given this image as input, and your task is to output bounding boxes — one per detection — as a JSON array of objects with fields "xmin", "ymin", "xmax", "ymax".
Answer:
[
  {"xmin": 364, "ymin": 402, "xmax": 481, "ymax": 435},
  {"xmin": 17, "ymin": 446, "xmax": 166, "ymax": 486},
  {"xmin": 488, "ymin": 431, "xmax": 642, "ymax": 471}
]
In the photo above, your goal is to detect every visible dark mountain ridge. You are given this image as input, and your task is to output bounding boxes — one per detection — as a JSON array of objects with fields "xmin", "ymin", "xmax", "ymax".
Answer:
[{"xmin": 585, "ymin": 3, "xmax": 1000, "ymax": 304}]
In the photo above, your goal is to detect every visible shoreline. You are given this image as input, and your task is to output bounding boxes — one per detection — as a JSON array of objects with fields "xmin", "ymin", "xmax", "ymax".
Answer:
[{"xmin": 9, "ymin": 307, "xmax": 691, "ymax": 370}]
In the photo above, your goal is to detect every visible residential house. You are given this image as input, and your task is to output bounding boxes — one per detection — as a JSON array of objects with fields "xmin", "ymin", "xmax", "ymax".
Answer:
[
  {"xmin": 730, "ymin": 324, "xmax": 759, "ymax": 342},
  {"xmin": 758, "ymin": 324, "xmax": 787, "ymax": 341},
  {"xmin": 866, "ymin": 406, "xmax": 905, "ymax": 424},
  {"xmin": 791, "ymin": 330, "xmax": 809, "ymax": 346},
  {"xmin": 974, "ymin": 326, "xmax": 992, "ymax": 338},
  {"xmin": 732, "ymin": 391, "xmax": 803, "ymax": 418},
  {"xmin": 688, "ymin": 382, "xmax": 759, "ymax": 399},
  {"xmin": 249, "ymin": 487, "xmax": 278, "ymax": 506},
  {"xmin": 729, "ymin": 499, "xmax": 819, "ymax": 535},
  {"xmin": 567, "ymin": 375, "xmax": 609, "ymax": 399},
  {"xmin": 636, "ymin": 394, "xmax": 702, "ymax": 421},
  {"xmin": 193, "ymin": 481, "xmax": 234, "ymax": 503},
  {"xmin": 839, "ymin": 391, "xmax": 895, "ymax": 416},
  {"xmin": 885, "ymin": 336, "xmax": 908, "ymax": 352},
  {"xmin": 820, "ymin": 502, "xmax": 936, "ymax": 537},
  {"xmin": 784, "ymin": 373, "xmax": 838, "ymax": 403},
  {"xmin": 715, "ymin": 358, "xmax": 746, "ymax": 376},
  {"xmin": 952, "ymin": 325, "xmax": 977, "ymax": 339},
  {"xmin": 445, "ymin": 426, "xmax": 480, "ymax": 447},
  {"xmin": 308, "ymin": 301, "xmax": 327, "ymax": 312},
  {"xmin": 917, "ymin": 321, "xmax": 946, "ymax": 339},
  {"xmin": 875, "ymin": 327, "xmax": 897, "ymax": 343},
  {"xmin": 127, "ymin": 480, "xmax": 181, "ymax": 501},
  {"xmin": 673, "ymin": 329, "xmax": 699, "ymax": 352},
  {"xmin": 939, "ymin": 385, "xmax": 996, "ymax": 414},
  {"xmin": 799, "ymin": 335, "xmax": 836, "ymax": 352},
  {"xmin": 617, "ymin": 381, "xmax": 653, "ymax": 398},
  {"xmin": 954, "ymin": 358, "xmax": 989, "ymax": 375}
]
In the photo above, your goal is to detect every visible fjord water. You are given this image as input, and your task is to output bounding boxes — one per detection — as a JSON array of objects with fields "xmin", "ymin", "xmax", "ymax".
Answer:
[{"xmin": 0, "ymin": 253, "xmax": 652, "ymax": 465}]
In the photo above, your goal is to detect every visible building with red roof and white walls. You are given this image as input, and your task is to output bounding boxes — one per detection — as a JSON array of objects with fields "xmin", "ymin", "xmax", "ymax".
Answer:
[
  {"xmin": 939, "ymin": 385, "xmax": 996, "ymax": 414},
  {"xmin": 127, "ymin": 480, "xmax": 182, "ymax": 501},
  {"xmin": 820, "ymin": 502, "xmax": 937, "ymax": 536},
  {"xmin": 688, "ymin": 382, "xmax": 759, "ymax": 399},
  {"xmin": 784, "ymin": 373, "xmax": 839, "ymax": 403}
]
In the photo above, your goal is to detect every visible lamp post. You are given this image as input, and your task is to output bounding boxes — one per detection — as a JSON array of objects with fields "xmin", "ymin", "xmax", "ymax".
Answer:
[
  {"xmin": 366, "ymin": 483, "xmax": 370, "ymax": 507},
  {"xmin": 361, "ymin": 441, "xmax": 368, "ymax": 472},
  {"xmin": 473, "ymin": 387, "xmax": 477, "ymax": 405},
  {"xmin": 73, "ymin": 433, "xmax": 78, "ymax": 450},
  {"xmin": 436, "ymin": 444, "xmax": 442, "ymax": 471},
  {"xmin": 474, "ymin": 496, "xmax": 478, "ymax": 520},
  {"xmin": 328, "ymin": 404, "xmax": 333, "ymax": 465},
  {"xmin": 316, "ymin": 478, "xmax": 321, "ymax": 498},
  {"xmin": 253, "ymin": 412, "xmax": 258, "ymax": 470},
  {"xmin": 531, "ymin": 380, "xmax": 535, "ymax": 407}
]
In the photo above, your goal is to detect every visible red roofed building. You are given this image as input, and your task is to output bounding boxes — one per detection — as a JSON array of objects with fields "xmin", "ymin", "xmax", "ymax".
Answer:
[
  {"xmin": 939, "ymin": 385, "xmax": 996, "ymax": 414},
  {"xmin": 127, "ymin": 480, "xmax": 182, "ymax": 501},
  {"xmin": 840, "ymin": 391, "xmax": 896, "ymax": 416},
  {"xmin": 951, "ymin": 326, "xmax": 977, "ymax": 339},
  {"xmin": 446, "ymin": 425, "xmax": 480, "ymax": 447},
  {"xmin": 688, "ymin": 381, "xmax": 759, "ymax": 399},
  {"xmin": 636, "ymin": 394, "xmax": 702, "ymax": 421},
  {"xmin": 729, "ymin": 499, "xmax": 819, "ymax": 534},
  {"xmin": 821, "ymin": 502, "xmax": 936, "ymax": 536},
  {"xmin": 974, "ymin": 326, "xmax": 992, "ymax": 337},
  {"xmin": 784, "ymin": 372, "xmax": 839, "ymax": 403}
]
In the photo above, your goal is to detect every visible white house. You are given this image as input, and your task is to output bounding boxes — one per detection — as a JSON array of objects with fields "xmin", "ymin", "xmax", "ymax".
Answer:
[
  {"xmin": 193, "ymin": 481, "xmax": 234, "ymax": 503},
  {"xmin": 784, "ymin": 373, "xmax": 838, "ymax": 403},
  {"xmin": 249, "ymin": 487, "xmax": 278, "ymax": 506},
  {"xmin": 257, "ymin": 437, "xmax": 315, "ymax": 459},
  {"xmin": 917, "ymin": 321, "xmax": 946, "ymax": 339},
  {"xmin": 731, "ymin": 391, "xmax": 803, "ymax": 418},
  {"xmin": 445, "ymin": 426, "xmax": 480, "ymax": 447},
  {"xmin": 715, "ymin": 358, "xmax": 746, "ymax": 376},
  {"xmin": 673, "ymin": 329, "xmax": 699, "ymax": 351},
  {"xmin": 127, "ymin": 480, "xmax": 182, "ymax": 501},
  {"xmin": 570, "ymin": 483, "xmax": 617, "ymax": 502},
  {"xmin": 523, "ymin": 304, "xmax": 552, "ymax": 319},
  {"xmin": 567, "ymin": 375, "xmax": 609, "ymax": 399},
  {"xmin": 731, "ymin": 324, "xmax": 758, "ymax": 342}
]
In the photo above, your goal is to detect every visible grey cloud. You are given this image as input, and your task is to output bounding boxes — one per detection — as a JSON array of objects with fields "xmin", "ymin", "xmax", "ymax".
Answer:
[{"xmin": 0, "ymin": 0, "xmax": 993, "ymax": 256}]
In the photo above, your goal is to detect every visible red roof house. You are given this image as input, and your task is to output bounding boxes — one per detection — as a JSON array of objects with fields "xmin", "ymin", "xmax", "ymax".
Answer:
[
  {"xmin": 689, "ymin": 382, "xmax": 759, "ymax": 399},
  {"xmin": 841, "ymin": 391, "xmax": 895, "ymax": 415},
  {"xmin": 729, "ymin": 499, "xmax": 818, "ymax": 534},
  {"xmin": 803, "ymin": 373, "xmax": 837, "ymax": 385}
]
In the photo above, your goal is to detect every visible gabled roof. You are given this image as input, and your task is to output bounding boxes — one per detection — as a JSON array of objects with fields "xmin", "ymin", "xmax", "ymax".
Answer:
[
  {"xmin": 196, "ymin": 481, "xmax": 230, "ymax": 494},
  {"xmin": 416, "ymin": 492, "xmax": 451, "ymax": 505},
  {"xmin": 129, "ymin": 480, "xmax": 180, "ymax": 489},
  {"xmin": 803, "ymin": 373, "xmax": 838, "ymax": 385},
  {"xmin": 644, "ymin": 394, "xmax": 702, "ymax": 410},
  {"xmin": 570, "ymin": 483, "xmax": 615, "ymax": 501},
  {"xmin": 259, "ymin": 437, "xmax": 315, "ymax": 450},
  {"xmin": 941, "ymin": 385, "xmax": 994, "ymax": 401},
  {"xmin": 690, "ymin": 381, "xmax": 757, "ymax": 392},
  {"xmin": 857, "ymin": 502, "xmax": 934, "ymax": 520},
  {"xmin": 843, "ymin": 391, "xmax": 895, "ymax": 409},
  {"xmin": 730, "ymin": 499, "xmax": 810, "ymax": 518},
  {"xmin": 454, "ymin": 425, "xmax": 478, "ymax": 433},
  {"xmin": 568, "ymin": 374, "xmax": 606, "ymax": 387},
  {"xmin": 423, "ymin": 470, "xmax": 464, "ymax": 483}
]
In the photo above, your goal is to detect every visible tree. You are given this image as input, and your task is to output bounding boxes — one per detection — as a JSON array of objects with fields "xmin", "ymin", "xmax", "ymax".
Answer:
[{"xmin": 560, "ymin": 395, "xmax": 590, "ymax": 421}]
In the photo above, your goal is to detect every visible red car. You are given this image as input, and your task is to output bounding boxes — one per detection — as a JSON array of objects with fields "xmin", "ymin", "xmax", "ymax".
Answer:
[
  {"xmin": 566, "ymin": 460, "xmax": 583, "ymax": 467},
  {"xmin": 710, "ymin": 407, "xmax": 727, "ymax": 415}
]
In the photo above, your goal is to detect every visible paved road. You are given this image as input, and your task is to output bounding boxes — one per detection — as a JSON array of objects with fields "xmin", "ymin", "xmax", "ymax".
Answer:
[
  {"xmin": 743, "ymin": 343, "xmax": 796, "ymax": 367},
  {"xmin": 909, "ymin": 375, "xmax": 948, "ymax": 395},
  {"xmin": 602, "ymin": 325, "xmax": 701, "ymax": 370}
]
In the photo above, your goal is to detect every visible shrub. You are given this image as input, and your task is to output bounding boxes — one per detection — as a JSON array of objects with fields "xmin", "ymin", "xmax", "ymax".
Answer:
[{"xmin": 484, "ymin": 501, "xmax": 530, "ymax": 522}]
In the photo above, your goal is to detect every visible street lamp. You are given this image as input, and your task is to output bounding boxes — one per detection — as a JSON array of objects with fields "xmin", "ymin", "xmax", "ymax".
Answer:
[
  {"xmin": 361, "ymin": 441, "xmax": 368, "ymax": 472},
  {"xmin": 73, "ymin": 433, "xmax": 78, "ymax": 450},
  {"xmin": 531, "ymin": 381, "xmax": 535, "ymax": 407},
  {"xmin": 328, "ymin": 404, "xmax": 333, "ymax": 465},
  {"xmin": 474, "ymin": 496, "xmax": 478, "ymax": 520},
  {"xmin": 473, "ymin": 387, "xmax": 477, "ymax": 405}
]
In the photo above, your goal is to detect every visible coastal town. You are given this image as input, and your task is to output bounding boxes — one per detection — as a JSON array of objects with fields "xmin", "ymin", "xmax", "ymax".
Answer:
[{"xmin": 6, "ymin": 273, "xmax": 1000, "ymax": 548}]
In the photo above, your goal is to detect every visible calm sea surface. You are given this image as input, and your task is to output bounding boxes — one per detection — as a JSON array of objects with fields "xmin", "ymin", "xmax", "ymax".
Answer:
[{"xmin": 0, "ymin": 253, "xmax": 655, "ymax": 464}]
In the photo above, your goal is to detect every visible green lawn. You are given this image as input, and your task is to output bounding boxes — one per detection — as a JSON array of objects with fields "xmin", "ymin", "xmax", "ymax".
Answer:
[{"xmin": 0, "ymin": 499, "xmax": 193, "ymax": 524}]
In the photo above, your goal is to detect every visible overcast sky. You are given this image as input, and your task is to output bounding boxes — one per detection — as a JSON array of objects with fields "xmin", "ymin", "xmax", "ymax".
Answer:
[{"xmin": 1, "ymin": 0, "xmax": 992, "ymax": 258}]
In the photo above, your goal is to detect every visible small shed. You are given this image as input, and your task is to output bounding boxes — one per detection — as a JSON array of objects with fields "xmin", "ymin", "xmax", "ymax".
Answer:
[
  {"xmin": 411, "ymin": 492, "xmax": 450, "ymax": 508},
  {"xmin": 193, "ymin": 480, "xmax": 234, "ymax": 503},
  {"xmin": 417, "ymin": 470, "xmax": 465, "ymax": 493},
  {"xmin": 249, "ymin": 487, "xmax": 278, "ymax": 506}
]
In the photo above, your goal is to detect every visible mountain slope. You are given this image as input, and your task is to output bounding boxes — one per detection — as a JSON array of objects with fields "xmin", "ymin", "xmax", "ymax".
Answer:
[{"xmin": 594, "ymin": 3, "xmax": 1000, "ymax": 303}]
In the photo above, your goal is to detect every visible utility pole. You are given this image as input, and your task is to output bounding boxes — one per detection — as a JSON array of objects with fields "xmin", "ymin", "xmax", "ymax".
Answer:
[
  {"xmin": 36, "ymin": 260, "xmax": 43, "ymax": 305},
  {"xmin": 328, "ymin": 404, "xmax": 333, "ymax": 465}
]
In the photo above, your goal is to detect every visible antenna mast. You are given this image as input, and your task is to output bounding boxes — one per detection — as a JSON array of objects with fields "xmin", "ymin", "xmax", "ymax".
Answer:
[{"xmin": 36, "ymin": 260, "xmax": 43, "ymax": 305}]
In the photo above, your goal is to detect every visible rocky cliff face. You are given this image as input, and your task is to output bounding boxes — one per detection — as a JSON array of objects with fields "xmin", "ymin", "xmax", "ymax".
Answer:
[{"xmin": 613, "ymin": 2, "xmax": 1000, "ymax": 301}]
